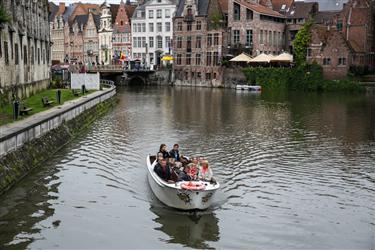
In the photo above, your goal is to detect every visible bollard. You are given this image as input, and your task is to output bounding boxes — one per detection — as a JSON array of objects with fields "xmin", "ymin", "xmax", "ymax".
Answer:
[
  {"xmin": 13, "ymin": 100, "xmax": 19, "ymax": 120},
  {"xmin": 56, "ymin": 89, "xmax": 62, "ymax": 104},
  {"xmin": 81, "ymin": 84, "xmax": 86, "ymax": 95}
]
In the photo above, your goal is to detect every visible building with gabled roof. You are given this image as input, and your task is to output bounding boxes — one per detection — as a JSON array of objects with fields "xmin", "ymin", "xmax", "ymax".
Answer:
[
  {"xmin": 228, "ymin": 0, "xmax": 286, "ymax": 56},
  {"xmin": 112, "ymin": 0, "xmax": 134, "ymax": 64},
  {"xmin": 173, "ymin": 0, "xmax": 228, "ymax": 86}
]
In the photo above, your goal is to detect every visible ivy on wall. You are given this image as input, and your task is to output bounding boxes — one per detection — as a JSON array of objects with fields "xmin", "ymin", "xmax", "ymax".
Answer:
[
  {"xmin": 292, "ymin": 21, "xmax": 313, "ymax": 66},
  {"xmin": 0, "ymin": 4, "xmax": 11, "ymax": 24}
]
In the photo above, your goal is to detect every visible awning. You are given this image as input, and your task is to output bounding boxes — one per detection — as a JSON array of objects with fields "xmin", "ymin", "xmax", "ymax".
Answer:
[
  {"xmin": 270, "ymin": 52, "xmax": 293, "ymax": 62},
  {"xmin": 161, "ymin": 55, "xmax": 174, "ymax": 61},
  {"xmin": 249, "ymin": 53, "xmax": 274, "ymax": 63},
  {"xmin": 229, "ymin": 53, "xmax": 252, "ymax": 62}
]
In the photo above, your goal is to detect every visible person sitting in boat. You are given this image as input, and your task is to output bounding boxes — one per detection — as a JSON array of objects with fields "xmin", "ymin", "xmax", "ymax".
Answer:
[
  {"xmin": 198, "ymin": 160, "xmax": 216, "ymax": 183},
  {"xmin": 154, "ymin": 158, "xmax": 174, "ymax": 183},
  {"xmin": 169, "ymin": 144, "xmax": 180, "ymax": 161},
  {"xmin": 178, "ymin": 164, "xmax": 193, "ymax": 182},
  {"xmin": 188, "ymin": 162, "xmax": 199, "ymax": 180},
  {"xmin": 168, "ymin": 157, "xmax": 180, "ymax": 182},
  {"xmin": 158, "ymin": 144, "xmax": 170, "ymax": 159},
  {"xmin": 157, "ymin": 152, "xmax": 164, "ymax": 163}
]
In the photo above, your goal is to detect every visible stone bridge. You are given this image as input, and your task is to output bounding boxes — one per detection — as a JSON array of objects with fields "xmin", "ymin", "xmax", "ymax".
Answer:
[{"xmin": 87, "ymin": 65, "xmax": 159, "ymax": 85}]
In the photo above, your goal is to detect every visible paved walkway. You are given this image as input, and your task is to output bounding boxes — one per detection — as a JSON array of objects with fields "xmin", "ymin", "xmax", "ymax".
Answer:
[{"xmin": 0, "ymin": 89, "xmax": 113, "ymax": 140}]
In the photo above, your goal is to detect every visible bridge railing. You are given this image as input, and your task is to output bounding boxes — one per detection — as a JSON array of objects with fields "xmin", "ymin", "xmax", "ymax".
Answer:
[
  {"xmin": 100, "ymin": 79, "xmax": 116, "ymax": 88},
  {"xmin": 89, "ymin": 65, "xmax": 124, "ymax": 72}
]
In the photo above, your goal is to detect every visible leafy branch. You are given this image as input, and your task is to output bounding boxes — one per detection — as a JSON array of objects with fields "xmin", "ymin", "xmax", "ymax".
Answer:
[{"xmin": 0, "ymin": 4, "xmax": 11, "ymax": 24}]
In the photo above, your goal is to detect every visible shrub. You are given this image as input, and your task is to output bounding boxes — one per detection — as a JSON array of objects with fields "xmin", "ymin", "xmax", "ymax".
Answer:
[{"xmin": 242, "ymin": 64, "xmax": 364, "ymax": 93}]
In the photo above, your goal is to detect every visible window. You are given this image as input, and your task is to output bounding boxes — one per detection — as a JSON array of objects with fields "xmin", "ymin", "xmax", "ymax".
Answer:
[
  {"xmin": 142, "ymin": 23, "xmax": 146, "ymax": 32},
  {"xmin": 23, "ymin": 45, "xmax": 27, "ymax": 64},
  {"xmin": 157, "ymin": 22, "xmax": 162, "ymax": 32},
  {"xmin": 133, "ymin": 37, "xmax": 137, "ymax": 48},
  {"xmin": 233, "ymin": 30, "xmax": 240, "ymax": 44},
  {"xmin": 165, "ymin": 36, "xmax": 170, "ymax": 48},
  {"xmin": 31, "ymin": 46, "xmax": 34, "ymax": 65},
  {"xmin": 38, "ymin": 48, "xmax": 40, "ymax": 64},
  {"xmin": 187, "ymin": 23, "xmax": 192, "ymax": 31},
  {"xmin": 323, "ymin": 58, "xmax": 331, "ymax": 65},
  {"xmin": 196, "ymin": 53, "xmax": 201, "ymax": 65},
  {"xmin": 142, "ymin": 37, "xmax": 146, "ymax": 48},
  {"xmin": 207, "ymin": 34, "xmax": 212, "ymax": 46},
  {"xmin": 246, "ymin": 9, "xmax": 253, "ymax": 20},
  {"xmin": 206, "ymin": 51, "xmax": 212, "ymax": 66},
  {"xmin": 0, "ymin": 36, "xmax": 2, "ymax": 58},
  {"xmin": 206, "ymin": 73, "xmax": 211, "ymax": 80},
  {"xmin": 268, "ymin": 31, "xmax": 272, "ymax": 46},
  {"xmin": 213, "ymin": 51, "xmax": 218, "ymax": 65},
  {"xmin": 165, "ymin": 22, "xmax": 171, "ymax": 32},
  {"xmin": 186, "ymin": 53, "xmax": 191, "ymax": 65},
  {"xmin": 214, "ymin": 33, "xmax": 219, "ymax": 45},
  {"xmin": 157, "ymin": 36, "xmax": 163, "ymax": 48},
  {"xmin": 196, "ymin": 21, "xmax": 201, "ymax": 30},
  {"xmin": 187, "ymin": 36, "xmax": 192, "ymax": 51},
  {"xmin": 196, "ymin": 36, "xmax": 201, "ymax": 48},
  {"xmin": 177, "ymin": 37, "xmax": 182, "ymax": 48},
  {"xmin": 165, "ymin": 9, "xmax": 171, "ymax": 18},
  {"xmin": 246, "ymin": 29, "xmax": 253, "ymax": 46},
  {"xmin": 338, "ymin": 57, "xmax": 346, "ymax": 65},
  {"xmin": 150, "ymin": 53, "xmax": 154, "ymax": 64},
  {"xmin": 273, "ymin": 31, "xmax": 276, "ymax": 46},
  {"xmin": 233, "ymin": 3, "xmax": 241, "ymax": 21},
  {"xmin": 307, "ymin": 48, "xmax": 312, "ymax": 57},
  {"xmin": 177, "ymin": 22, "xmax": 182, "ymax": 31},
  {"xmin": 149, "ymin": 10, "xmax": 154, "ymax": 18},
  {"xmin": 177, "ymin": 54, "xmax": 182, "ymax": 65},
  {"xmin": 149, "ymin": 37, "xmax": 154, "ymax": 48},
  {"xmin": 260, "ymin": 30, "xmax": 263, "ymax": 44},
  {"xmin": 4, "ymin": 41, "xmax": 9, "ymax": 65},
  {"xmin": 15, "ymin": 43, "xmax": 19, "ymax": 65},
  {"xmin": 149, "ymin": 23, "xmax": 154, "ymax": 32},
  {"xmin": 337, "ymin": 19, "xmax": 343, "ymax": 31},
  {"xmin": 157, "ymin": 9, "xmax": 162, "ymax": 18}
]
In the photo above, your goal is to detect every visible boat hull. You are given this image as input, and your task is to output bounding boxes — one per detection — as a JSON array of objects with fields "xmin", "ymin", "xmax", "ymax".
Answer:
[{"xmin": 147, "ymin": 156, "xmax": 219, "ymax": 210}]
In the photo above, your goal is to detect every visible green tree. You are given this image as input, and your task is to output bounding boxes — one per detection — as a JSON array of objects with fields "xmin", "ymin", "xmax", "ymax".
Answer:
[
  {"xmin": 293, "ymin": 21, "xmax": 313, "ymax": 66},
  {"xmin": 0, "ymin": 4, "xmax": 11, "ymax": 24}
]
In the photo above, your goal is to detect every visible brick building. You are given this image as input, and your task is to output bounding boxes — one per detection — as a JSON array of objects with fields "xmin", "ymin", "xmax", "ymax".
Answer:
[
  {"xmin": 112, "ymin": 0, "xmax": 135, "ymax": 63},
  {"xmin": 0, "ymin": 0, "xmax": 51, "ymax": 99},
  {"xmin": 307, "ymin": 24, "xmax": 352, "ymax": 79},
  {"xmin": 310, "ymin": 0, "xmax": 375, "ymax": 78},
  {"xmin": 173, "ymin": 0, "xmax": 228, "ymax": 86},
  {"xmin": 82, "ymin": 11, "xmax": 100, "ymax": 64},
  {"xmin": 285, "ymin": 1, "xmax": 318, "ymax": 52},
  {"xmin": 227, "ymin": 0, "xmax": 286, "ymax": 56}
]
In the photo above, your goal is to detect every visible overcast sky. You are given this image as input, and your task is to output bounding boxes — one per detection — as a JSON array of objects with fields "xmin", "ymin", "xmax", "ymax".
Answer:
[{"xmin": 50, "ymin": 0, "xmax": 348, "ymax": 11}]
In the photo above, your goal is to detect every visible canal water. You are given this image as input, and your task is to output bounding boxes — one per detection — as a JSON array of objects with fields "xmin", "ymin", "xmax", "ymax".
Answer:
[{"xmin": 0, "ymin": 87, "xmax": 374, "ymax": 249}]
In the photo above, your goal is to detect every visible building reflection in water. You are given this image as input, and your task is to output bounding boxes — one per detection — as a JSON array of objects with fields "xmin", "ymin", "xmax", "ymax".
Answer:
[
  {"xmin": 0, "ymin": 161, "xmax": 61, "ymax": 249},
  {"xmin": 150, "ymin": 205, "xmax": 220, "ymax": 249}
]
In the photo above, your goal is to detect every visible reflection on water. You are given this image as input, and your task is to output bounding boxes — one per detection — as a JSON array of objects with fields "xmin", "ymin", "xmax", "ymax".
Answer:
[
  {"xmin": 151, "ymin": 206, "xmax": 220, "ymax": 249},
  {"xmin": 0, "ymin": 87, "xmax": 374, "ymax": 249}
]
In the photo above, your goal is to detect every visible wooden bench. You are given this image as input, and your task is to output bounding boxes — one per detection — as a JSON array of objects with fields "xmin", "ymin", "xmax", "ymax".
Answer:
[
  {"xmin": 72, "ymin": 89, "xmax": 81, "ymax": 96},
  {"xmin": 42, "ymin": 96, "xmax": 54, "ymax": 107},
  {"xmin": 19, "ymin": 102, "xmax": 33, "ymax": 116}
]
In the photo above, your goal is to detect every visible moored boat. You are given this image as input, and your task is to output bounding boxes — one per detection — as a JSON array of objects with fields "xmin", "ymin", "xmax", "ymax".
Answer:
[
  {"xmin": 147, "ymin": 155, "xmax": 220, "ymax": 210},
  {"xmin": 236, "ymin": 84, "xmax": 262, "ymax": 92}
]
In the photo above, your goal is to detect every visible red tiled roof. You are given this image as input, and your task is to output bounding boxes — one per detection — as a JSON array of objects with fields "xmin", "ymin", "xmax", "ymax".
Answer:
[
  {"xmin": 271, "ymin": 0, "xmax": 294, "ymax": 12},
  {"xmin": 235, "ymin": 0, "xmax": 285, "ymax": 17},
  {"xmin": 57, "ymin": 3, "xmax": 66, "ymax": 16}
]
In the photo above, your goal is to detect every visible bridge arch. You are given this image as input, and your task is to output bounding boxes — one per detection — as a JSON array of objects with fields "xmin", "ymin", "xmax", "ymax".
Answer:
[{"xmin": 128, "ymin": 75, "xmax": 147, "ymax": 85}]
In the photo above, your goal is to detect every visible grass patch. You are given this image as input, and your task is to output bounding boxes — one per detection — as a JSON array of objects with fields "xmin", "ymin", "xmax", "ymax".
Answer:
[{"xmin": 0, "ymin": 89, "xmax": 94, "ymax": 126}]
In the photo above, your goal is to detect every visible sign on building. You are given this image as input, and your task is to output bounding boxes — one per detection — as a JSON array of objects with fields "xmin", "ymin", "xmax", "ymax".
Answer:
[{"xmin": 71, "ymin": 73, "xmax": 100, "ymax": 90}]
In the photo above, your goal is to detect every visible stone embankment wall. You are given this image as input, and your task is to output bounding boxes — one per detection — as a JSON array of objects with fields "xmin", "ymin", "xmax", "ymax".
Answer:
[
  {"xmin": 172, "ymin": 67, "xmax": 247, "ymax": 88},
  {"xmin": 0, "ymin": 87, "xmax": 116, "ymax": 194}
]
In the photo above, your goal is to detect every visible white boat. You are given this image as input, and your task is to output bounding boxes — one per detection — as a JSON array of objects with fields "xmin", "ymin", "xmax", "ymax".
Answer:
[
  {"xmin": 147, "ymin": 155, "xmax": 220, "ymax": 210},
  {"xmin": 236, "ymin": 84, "xmax": 262, "ymax": 91}
]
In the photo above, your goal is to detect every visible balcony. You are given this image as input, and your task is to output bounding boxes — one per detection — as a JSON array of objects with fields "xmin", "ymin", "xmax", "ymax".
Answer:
[{"xmin": 184, "ymin": 14, "xmax": 194, "ymax": 22}]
